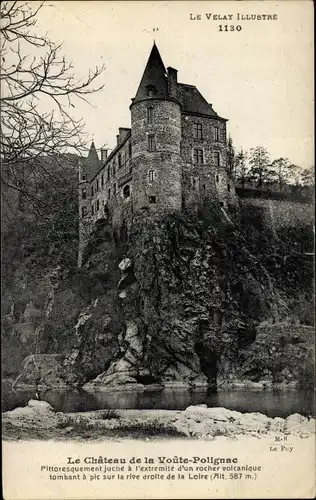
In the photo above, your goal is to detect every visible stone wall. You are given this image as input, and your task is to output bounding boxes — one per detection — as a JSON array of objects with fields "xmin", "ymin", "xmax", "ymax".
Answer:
[
  {"xmin": 239, "ymin": 197, "xmax": 314, "ymax": 231},
  {"xmin": 131, "ymin": 98, "xmax": 182, "ymax": 213},
  {"xmin": 180, "ymin": 114, "xmax": 235, "ymax": 209}
]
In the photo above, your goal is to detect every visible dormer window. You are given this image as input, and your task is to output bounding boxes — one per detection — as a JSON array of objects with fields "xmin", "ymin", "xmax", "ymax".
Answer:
[{"xmin": 146, "ymin": 85, "xmax": 156, "ymax": 97}]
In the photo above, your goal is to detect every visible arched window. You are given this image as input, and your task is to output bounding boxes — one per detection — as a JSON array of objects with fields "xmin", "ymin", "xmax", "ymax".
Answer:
[{"xmin": 123, "ymin": 185, "xmax": 130, "ymax": 198}]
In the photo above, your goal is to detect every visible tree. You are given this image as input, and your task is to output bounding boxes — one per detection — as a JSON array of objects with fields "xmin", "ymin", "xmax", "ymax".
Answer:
[
  {"xmin": 248, "ymin": 146, "xmax": 271, "ymax": 189},
  {"xmin": 226, "ymin": 135, "xmax": 235, "ymax": 176},
  {"xmin": 234, "ymin": 147, "xmax": 249, "ymax": 187},
  {"xmin": 269, "ymin": 157, "xmax": 296, "ymax": 190},
  {"xmin": 0, "ymin": 1, "xmax": 105, "ymax": 218},
  {"xmin": 300, "ymin": 166, "xmax": 315, "ymax": 187}
]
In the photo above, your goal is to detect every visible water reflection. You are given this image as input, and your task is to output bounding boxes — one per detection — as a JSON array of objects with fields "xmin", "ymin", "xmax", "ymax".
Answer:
[{"xmin": 2, "ymin": 385, "xmax": 315, "ymax": 418}]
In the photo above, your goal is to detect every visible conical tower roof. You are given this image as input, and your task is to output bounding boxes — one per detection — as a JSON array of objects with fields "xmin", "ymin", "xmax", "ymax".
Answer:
[
  {"xmin": 84, "ymin": 141, "xmax": 100, "ymax": 180},
  {"xmin": 134, "ymin": 43, "xmax": 168, "ymax": 102}
]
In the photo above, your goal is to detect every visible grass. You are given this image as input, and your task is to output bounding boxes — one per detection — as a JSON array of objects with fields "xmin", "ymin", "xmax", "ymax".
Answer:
[{"xmin": 55, "ymin": 413, "xmax": 187, "ymax": 439}]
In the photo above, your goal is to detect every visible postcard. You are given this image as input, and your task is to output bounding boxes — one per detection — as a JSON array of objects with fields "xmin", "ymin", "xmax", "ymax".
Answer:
[{"xmin": 1, "ymin": 1, "xmax": 314, "ymax": 499}]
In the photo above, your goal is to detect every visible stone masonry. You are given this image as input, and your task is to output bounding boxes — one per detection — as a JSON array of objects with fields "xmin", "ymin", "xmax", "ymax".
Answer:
[{"xmin": 78, "ymin": 43, "xmax": 235, "ymax": 265}]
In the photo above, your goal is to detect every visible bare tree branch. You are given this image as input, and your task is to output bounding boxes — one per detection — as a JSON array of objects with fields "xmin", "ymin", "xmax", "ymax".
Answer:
[{"xmin": 0, "ymin": 1, "xmax": 104, "ymax": 222}]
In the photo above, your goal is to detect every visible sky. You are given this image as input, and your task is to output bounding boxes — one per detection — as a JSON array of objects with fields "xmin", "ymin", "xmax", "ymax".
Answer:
[{"xmin": 34, "ymin": 0, "xmax": 314, "ymax": 167}]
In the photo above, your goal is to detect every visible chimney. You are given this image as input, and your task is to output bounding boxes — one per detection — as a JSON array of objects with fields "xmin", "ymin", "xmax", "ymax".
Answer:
[
  {"xmin": 100, "ymin": 148, "xmax": 108, "ymax": 163},
  {"xmin": 167, "ymin": 67, "xmax": 178, "ymax": 99},
  {"xmin": 119, "ymin": 128, "xmax": 131, "ymax": 143},
  {"xmin": 116, "ymin": 134, "xmax": 120, "ymax": 145}
]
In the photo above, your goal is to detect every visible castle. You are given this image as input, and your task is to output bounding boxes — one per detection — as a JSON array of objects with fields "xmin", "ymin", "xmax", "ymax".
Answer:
[{"xmin": 78, "ymin": 43, "xmax": 237, "ymax": 265}]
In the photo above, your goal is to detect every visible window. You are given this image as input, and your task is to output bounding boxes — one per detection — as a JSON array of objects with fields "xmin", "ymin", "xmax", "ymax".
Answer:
[
  {"xmin": 194, "ymin": 123, "xmax": 203, "ymax": 139},
  {"xmin": 123, "ymin": 185, "xmax": 130, "ymax": 198},
  {"xmin": 108, "ymin": 188, "xmax": 111, "ymax": 200},
  {"xmin": 96, "ymin": 180, "xmax": 99, "ymax": 192},
  {"xmin": 81, "ymin": 206, "xmax": 87, "ymax": 217},
  {"xmin": 101, "ymin": 174, "xmax": 104, "ymax": 188},
  {"xmin": 82, "ymin": 174, "xmax": 86, "ymax": 181},
  {"xmin": 216, "ymin": 174, "xmax": 219, "ymax": 183},
  {"xmin": 147, "ymin": 85, "xmax": 156, "ymax": 97},
  {"xmin": 107, "ymin": 166, "xmax": 110, "ymax": 180},
  {"xmin": 227, "ymin": 183, "xmax": 231, "ymax": 192},
  {"xmin": 203, "ymin": 184, "xmax": 206, "ymax": 190},
  {"xmin": 148, "ymin": 135, "xmax": 155, "ymax": 152},
  {"xmin": 214, "ymin": 127, "xmax": 219, "ymax": 141},
  {"xmin": 96, "ymin": 199, "xmax": 100, "ymax": 211},
  {"xmin": 148, "ymin": 170, "xmax": 156, "ymax": 182},
  {"xmin": 91, "ymin": 185, "xmax": 94, "ymax": 197},
  {"xmin": 147, "ymin": 106, "xmax": 153, "ymax": 124},
  {"xmin": 91, "ymin": 205, "xmax": 94, "ymax": 216},
  {"xmin": 191, "ymin": 177, "xmax": 197, "ymax": 188},
  {"xmin": 149, "ymin": 196, "xmax": 156, "ymax": 204},
  {"xmin": 193, "ymin": 148, "xmax": 204, "ymax": 164},
  {"xmin": 129, "ymin": 142, "xmax": 132, "ymax": 157},
  {"xmin": 213, "ymin": 152, "xmax": 220, "ymax": 166},
  {"xmin": 113, "ymin": 183, "xmax": 117, "ymax": 195},
  {"xmin": 112, "ymin": 162, "xmax": 116, "ymax": 176},
  {"xmin": 118, "ymin": 153, "xmax": 122, "ymax": 168},
  {"xmin": 81, "ymin": 188, "xmax": 87, "ymax": 200}
]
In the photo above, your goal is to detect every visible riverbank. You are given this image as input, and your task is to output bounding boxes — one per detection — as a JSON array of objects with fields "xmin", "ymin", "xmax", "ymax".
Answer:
[{"xmin": 2, "ymin": 399, "xmax": 315, "ymax": 442}]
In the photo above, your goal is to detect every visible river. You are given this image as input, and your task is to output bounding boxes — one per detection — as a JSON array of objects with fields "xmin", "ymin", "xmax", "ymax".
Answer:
[{"xmin": 1, "ymin": 385, "xmax": 315, "ymax": 417}]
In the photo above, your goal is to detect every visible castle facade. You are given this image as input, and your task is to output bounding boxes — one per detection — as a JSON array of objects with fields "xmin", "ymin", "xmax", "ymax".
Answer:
[{"xmin": 78, "ymin": 44, "xmax": 236, "ymax": 265}]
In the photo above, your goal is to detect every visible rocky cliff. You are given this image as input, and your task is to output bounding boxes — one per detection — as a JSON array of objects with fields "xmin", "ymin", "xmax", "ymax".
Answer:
[{"xmin": 1, "ymin": 199, "xmax": 314, "ymax": 390}]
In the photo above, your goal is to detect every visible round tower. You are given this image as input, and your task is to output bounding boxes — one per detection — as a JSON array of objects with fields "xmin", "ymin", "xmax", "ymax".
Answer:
[{"xmin": 130, "ymin": 44, "xmax": 182, "ymax": 214}]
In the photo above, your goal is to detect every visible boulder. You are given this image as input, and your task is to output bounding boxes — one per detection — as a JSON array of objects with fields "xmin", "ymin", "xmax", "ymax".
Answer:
[
  {"xmin": 28, "ymin": 400, "xmax": 54, "ymax": 412},
  {"xmin": 118, "ymin": 258, "xmax": 133, "ymax": 272}
]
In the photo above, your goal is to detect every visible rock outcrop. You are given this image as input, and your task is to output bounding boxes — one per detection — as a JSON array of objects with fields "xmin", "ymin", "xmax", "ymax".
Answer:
[
  {"xmin": 2, "ymin": 201, "xmax": 314, "ymax": 390},
  {"xmin": 2, "ymin": 402, "xmax": 315, "ymax": 441}
]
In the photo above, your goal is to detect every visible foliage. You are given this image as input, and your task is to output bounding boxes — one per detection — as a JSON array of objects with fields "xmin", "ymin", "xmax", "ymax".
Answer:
[
  {"xmin": 0, "ymin": 1, "xmax": 104, "ymax": 218},
  {"xmin": 269, "ymin": 158, "xmax": 296, "ymax": 189},
  {"xmin": 226, "ymin": 135, "xmax": 235, "ymax": 176},
  {"xmin": 248, "ymin": 146, "xmax": 271, "ymax": 188},
  {"xmin": 234, "ymin": 147, "xmax": 249, "ymax": 186}
]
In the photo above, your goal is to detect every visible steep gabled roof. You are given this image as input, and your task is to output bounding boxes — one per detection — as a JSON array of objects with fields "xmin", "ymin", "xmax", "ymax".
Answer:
[
  {"xmin": 177, "ymin": 83, "xmax": 225, "ymax": 119},
  {"xmin": 133, "ymin": 43, "xmax": 168, "ymax": 102}
]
